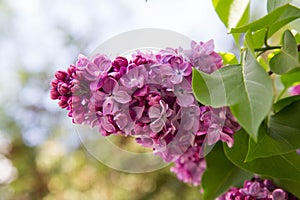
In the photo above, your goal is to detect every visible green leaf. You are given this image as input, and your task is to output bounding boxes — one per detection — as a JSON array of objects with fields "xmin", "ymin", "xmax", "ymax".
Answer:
[
  {"xmin": 273, "ymin": 95, "xmax": 300, "ymax": 112},
  {"xmin": 251, "ymin": 29, "xmax": 268, "ymax": 49},
  {"xmin": 245, "ymin": 30, "xmax": 255, "ymax": 54},
  {"xmin": 231, "ymin": 4, "xmax": 300, "ymax": 38},
  {"xmin": 246, "ymin": 100, "xmax": 300, "ymax": 161},
  {"xmin": 212, "ymin": 0, "xmax": 249, "ymax": 45},
  {"xmin": 192, "ymin": 50, "xmax": 273, "ymax": 141},
  {"xmin": 270, "ymin": 30, "xmax": 300, "ymax": 74},
  {"xmin": 224, "ymin": 129, "xmax": 300, "ymax": 182},
  {"xmin": 274, "ymin": 179, "xmax": 300, "ymax": 198},
  {"xmin": 267, "ymin": 0, "xmax": 292, "ymax": 13},
  {"xmin": 212, "ymin": 0, "xmax": 250, "ymax": 29},
  {"xmin": 202, "ymin": 142, "xmax": 252, "ymax": 200},
  {"xmin": 219, "ymin": 52, "xmax": 238, "ymax": 65},
  {"xmin": 246, "ymin": 101, "xmax": 300, "ymax": 161},
  {"xmin": 281, "ymin": 68, "xmax": 300, "ymax": 88}
]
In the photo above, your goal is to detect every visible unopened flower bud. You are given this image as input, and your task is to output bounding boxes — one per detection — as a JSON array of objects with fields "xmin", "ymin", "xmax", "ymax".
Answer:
[
  {"xmin": 55, "ymin": 70, "xmax": 68, "ymax": 81},
  {"xmin": 112, "ymin": 56, "xmax": 128, "ymax": 71},
  {"xmin": 58, "ymin": 83, "xmax": 70, "ymax": 95},
  {"xmin": 50, "ymin": 88, "xmax": 60, "ymax": 100}
]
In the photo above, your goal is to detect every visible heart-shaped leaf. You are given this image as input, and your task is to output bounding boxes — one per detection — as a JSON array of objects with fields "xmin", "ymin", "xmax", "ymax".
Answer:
[
  {"xmin": 270, "ymin": 30, "xmax": 300, "ymax": 74},
  {"xmin": 192, "ymin": 50, "xmax": 273, "ymax": 141}
]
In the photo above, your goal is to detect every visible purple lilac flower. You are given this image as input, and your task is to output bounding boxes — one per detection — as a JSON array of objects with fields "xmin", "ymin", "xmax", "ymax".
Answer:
[
  {"xmin": 120, "ymin": 65, "xmax": 148, "ymax": 89},
  {"xmin": 183, "ymin": 40, "xmax": 222, "ymax": 74},
  {"xmin": 168, "ymin": 56, "xmax": 192, "ymax": 84},
  {"xmin": 217, "ymin": 177, "xmax": 298, "ymax": 200},
  {"xmin": 50, "ymin": 40, "xmax": 244, "ymax": 187},
  {"xmin": 93, "ymin": 77, "xmax": 131, "ymax": 115},
  {"xmin": 148, "ymin": 100, "xmax": 173, "ymax": 133},
  {"xmin": 198, "ymin": 106, "xmax": 239, "ymax": 148},
  {"xmin": 173, "ymin": 78, "xmax": 195, "ymax": 107},
  {"xmin": 170, "ymin": 136, "xmax": 206, "ymax": 186}
]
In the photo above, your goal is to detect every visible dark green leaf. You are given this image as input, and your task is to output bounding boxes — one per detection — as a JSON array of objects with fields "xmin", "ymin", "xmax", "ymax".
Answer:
[
  {"xmin": 274, "ymin": 179, "xmax": 300, "ymax": 198},
  {"xmin": 281, "ymin": 68, "xmax": 300, "ymax": 88},
  {"xmin": 273, "ymin": 95, "xmax": 300, "ymax": 112},
  {"xmin": 246, "ymin": 103, "xmax": 300, "ymax": 161},
  {"xmin": 202, "ymin": 142, "xmax": 252, "ymax": 200},
  {"xmin": 267, "ymin": 0, "xmax": 292, "ymax": 13},
  {"xmin": 231, "ymin": 4, "xmax": 300, "ymax": 38},
  {"xmin": 192, "ymin": 50, "xmax": 273, "ymax": 141},
  {"xmin": 270, "ymin": 30, "xmax": 300, "ymax": 74},
  {"xmin": 224, "ymin": 129, "xmax": 300, "ymax": 182}
]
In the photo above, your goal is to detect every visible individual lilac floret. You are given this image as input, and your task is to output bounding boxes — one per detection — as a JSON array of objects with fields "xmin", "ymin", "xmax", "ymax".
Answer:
[
  {"xmin": 183, "ymin": 40, "xmax": 222, "ymax": 74},
  {"xmin": 148, "ymin": 100, "xmax": 173, "ymax": 133},
  {"xmin": 120, "ymin": 65, "xmax": 148, "ymax": 89},
  {"xmin": 290, "ymin": 84, "xmax": 300, "ymax": 96},
  {"xmin": 198, "ymin": 106, "xmax": 240, "ymax": 148},
  {"xmin": 217, "ymin": 177, "xmax": 298, "ymax": 200},
  {"xmin": 93, "ymin": 77, "xmax": 131, "ymax": 115},
  {"xmin": 168, "ymin": 56, "xmax": 192, "ymax": 84}
]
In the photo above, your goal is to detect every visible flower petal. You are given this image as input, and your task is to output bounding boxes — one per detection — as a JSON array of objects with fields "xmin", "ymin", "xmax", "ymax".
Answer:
[
  {"xmin": 176, "ymin": 94, "xmax": 194, "ymax": 107},
  {"xmin": 113, "ymin": 90, "xmax": 131, "ymax": 104},
  {"xmin": 103, "ymin": 98, "xmax": 116, "ymax": 115},
  {"xmin": 102, "ymin": 77, "xmax": 117, "ymax": 93},
  {"xmin": 100, "ymin": 116, "xmax": 116, "ymax": 133},
  {"xmin": 150, "ymin": 119, "xmax": 165, "ymax": 133},
  {"xmin": 148, "ymin": 105, "xmax": 161, "ymax": 119}
]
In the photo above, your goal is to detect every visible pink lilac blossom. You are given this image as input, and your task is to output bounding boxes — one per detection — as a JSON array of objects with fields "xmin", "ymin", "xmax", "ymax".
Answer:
[
  {"xmin": 217, "ymin": 177, "xmax": 298, "ymax": 200},
  {"xmin": 50, "ymin": 40, "xmax": 239, "ymax": 186}
]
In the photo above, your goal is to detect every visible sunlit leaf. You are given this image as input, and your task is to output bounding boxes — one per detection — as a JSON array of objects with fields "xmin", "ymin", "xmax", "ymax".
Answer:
[
  {"xmin": 219, "ymin": 52, "xmax": 238, "ymax": 65},
  {"xmin": 192, "ymin": 50, "xmax": 273, "ymax": 141},
  {"xmin": 212, "ymin": 0, "xmax": 250, "ymax": 45},
  {"xmin": 212, "ymin": 0, "xmax": 250, "ymax": 29},
  {"xmin": 231, "ymin": 4, "xmax": 300, "ymax": 38}
]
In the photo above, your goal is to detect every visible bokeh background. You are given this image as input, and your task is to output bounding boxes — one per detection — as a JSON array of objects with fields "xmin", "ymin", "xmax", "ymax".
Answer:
[{"xmin": 0, "ymin": 0, "xmax": 299, "ymax": 199}]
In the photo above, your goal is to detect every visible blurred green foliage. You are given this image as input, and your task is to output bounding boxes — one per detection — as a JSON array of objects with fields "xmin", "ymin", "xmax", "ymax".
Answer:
[{"xmin": 0, "ymin": 0, "xmax": 201, "ymax": 199}]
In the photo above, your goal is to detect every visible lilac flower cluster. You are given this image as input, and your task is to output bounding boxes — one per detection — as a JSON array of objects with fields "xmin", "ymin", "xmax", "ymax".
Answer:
[
  {"xmin": 218, "ymin": 177, "xmax": 298, "ymax": 200},
  {"xmin": 50, "ymin": 40, "xmax": 240, "ymax": 186}
]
